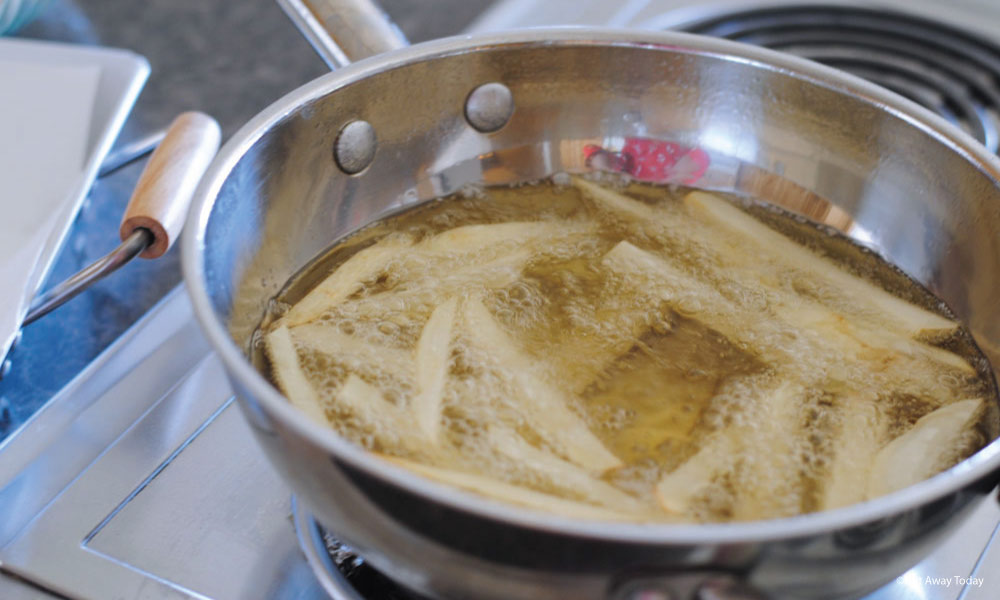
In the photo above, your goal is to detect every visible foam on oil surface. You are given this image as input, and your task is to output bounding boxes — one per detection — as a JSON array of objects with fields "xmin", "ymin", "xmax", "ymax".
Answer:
[{"xmin": 254, "ymin": 179, "xmax": 998, "ymax": 522}]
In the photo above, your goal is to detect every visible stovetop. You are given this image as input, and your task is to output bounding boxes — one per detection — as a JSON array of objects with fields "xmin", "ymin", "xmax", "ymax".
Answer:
[{"xmin": 4, "ymin": 1, "xmax": 1000, "ymax": 599}]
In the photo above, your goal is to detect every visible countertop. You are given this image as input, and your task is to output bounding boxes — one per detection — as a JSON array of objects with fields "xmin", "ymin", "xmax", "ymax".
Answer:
[{"xmin": 0, "ymin": 0, "xmax": 492, "ymax": 441}]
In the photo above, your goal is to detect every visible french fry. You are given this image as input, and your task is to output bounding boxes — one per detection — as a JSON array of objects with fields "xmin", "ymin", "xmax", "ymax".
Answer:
[
  {"xmin": 344, "ymin": 248, "xmax": 533, "ymax": 319},
  {"xmin": 604, "ymin": 241, "xmax": 973, "ymax": 386},
  {"xmin": 334, "ymin": 374, "xmax": 435, "ymax": 455},
  {"xmin": 601, "ymin": 241, "xmax": 752, "ymax": 346},
  {"xmin": 282, "ymin": 237, "xmax": 412, "ymax": 327},
  {"xmin": 379, "ymin": 455, "xmax": 641, "ymax": 521},
  {"xmin": 683, "ymin": 190, "xmax": 957, "ymax": 339},
  {"xmin": 462, "ymin": 296, "xmax": 623, "ymax": 473},
  {"xmin": 288, "ymin": 323, "xmax": 412, "ymax": 378},
  {"xmin": 419, "ymin": 221, "xmax": 586, "ymax": 254},
  {"xmin": 782, "ymin": 304, "xmax": 974, "ymax": 375},
  {"xmin": 655, "ymin": 381, "xmax": 805, "ymax": 520},
  {"xmin": 729, "ymin": 382, "xmax": 806, "ymax": 521},
  {"xmin": 576, "ymin": 178, "xmax": 966, "ymax": 373},
  {"xmin": 572, "ymin": 176, "xmax": 660, "ymax": 222},
  {"xmin": 263, "ymin": 326, "xmax": 329, "ymax": 425},
  {"xmin": 867, "ymin": 398, "xmax": 982, "ymax": 497},
  {"xmin": 413, "ymin": 298, "xmax": 458, "ymax": 442},
  {"xmin": 821, "ymin": 394, "xmax": 885, "ymax": 511},
  {"xmin": 336, "ymin": 374, "xmax": 405, "ymax": 426},
  {"xmin": 485, "ymin": 425, "xmax": 645, "ymax": 512},
  {"xmin": 655, "ymin": 432, "xmax": 737, "ymax": 514}
]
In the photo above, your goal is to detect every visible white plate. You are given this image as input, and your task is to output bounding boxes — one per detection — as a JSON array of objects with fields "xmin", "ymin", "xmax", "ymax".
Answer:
[{"xmin": 0, "ymin": 38, "xmax": 148, "ymax": 358}]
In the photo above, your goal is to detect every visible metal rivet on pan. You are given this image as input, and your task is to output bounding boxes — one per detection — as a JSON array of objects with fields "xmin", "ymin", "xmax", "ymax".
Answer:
[
  {"xmin": 465, "ymin": 82, "xmax": 514, "ymax": 133},
  {"xmin": 333, "ymin": 120, "xmax": 377, "ymax": 175}
]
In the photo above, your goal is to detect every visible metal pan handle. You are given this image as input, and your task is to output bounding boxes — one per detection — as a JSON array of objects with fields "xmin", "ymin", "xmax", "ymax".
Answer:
[{"xmin": 276, "ymin": 0, "xmax": 408, "ymax": 69}]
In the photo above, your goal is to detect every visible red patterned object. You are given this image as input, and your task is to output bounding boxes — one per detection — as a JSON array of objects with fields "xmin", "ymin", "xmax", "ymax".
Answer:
[{"xmin": 584, "ymin": 138, "xmax": 710, "ymax": 184}]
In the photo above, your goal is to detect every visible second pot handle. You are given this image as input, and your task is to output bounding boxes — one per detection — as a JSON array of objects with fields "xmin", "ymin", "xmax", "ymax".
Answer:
[
  {"xmin": 277, "ymin": 0, "xmax": 408, "ymax": 69},
  {"xmin": 120, "ymin": 111, "xmax": 221, "ymax": 259}
]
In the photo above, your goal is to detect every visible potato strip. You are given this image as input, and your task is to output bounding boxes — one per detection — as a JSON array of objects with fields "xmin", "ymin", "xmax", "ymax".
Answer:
[
  {"xmin": 282, "ymin": 237, "xmax": 412, "ymax": 327},
  {"xmin": 337, "ymin": 375, "xmax": 406, "ymax": 427},
  {"xmin": 783, "ymin": 303, "xmax": 973, "ymax": 375},
  {"xmin": 288, "ymin": 323, "xmax": 412, "ymax": 377},
  {"xmin": 572, "ymin": 176, "xmax": 658, "ymax": 222},
  {"xmin": 379, "ymin": 455, "xmax": 640, "ymax": 521},
  {"xmin": 729, "ymin": 382, "xmax": 806, "ymax": 520},
  {"xmin": 413, "ymin": 298, "xmax": 458, "ymax": 442},
  {"xmin": 867, "ymin": 399, "xmax": 982, "ymax": 497},
  {"xmin": 462, "ymin": 296, "xmax": 623, "ymax": 473},
  {"xmin": 264, "ymin": 326, "xmax": 329, "ymax": 425},
  {"xmin": 344, "ymin": 248, "xmax": 533, "ymax": 318},
  {"xmin": 654, "ymin": 380, "xmax": 803, "ymax": 519},
  {"xmin": 418, "ymin": 221, "xmax": 582, "ymax": 254},
  {"xmin": 603, "ymin": 241, "xmax": 972, "ymax": 385},
  {"xmin": 335, "ymin": 374, "xmax": 438, "ymax": 456},
  {"xmin": 655, "ymin": 432, "xmax": 737, "ymax": 514},
  {"xmin": 821, "ymin": 394, "xmax": 886, "ymax": 511},
  {"xmin": 485, "ymin": 425, "xmax": 645, "ymax": 512},
  {"xmin": 602, "ymin": 241, "xmax": 773, "ymax": 354},
  {"xmin": 577, "ymin": 179, "xmax": 967, "ymax": 375},
  {"xmin": 683, "ymin": 190, "xmax": 957, "ymax": 339}
]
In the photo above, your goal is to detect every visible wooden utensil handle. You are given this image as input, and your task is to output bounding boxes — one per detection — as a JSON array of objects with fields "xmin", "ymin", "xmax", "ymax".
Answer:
[{"xmin": 119, "ymin": 111, "xmax": 221, "ymax": 259}]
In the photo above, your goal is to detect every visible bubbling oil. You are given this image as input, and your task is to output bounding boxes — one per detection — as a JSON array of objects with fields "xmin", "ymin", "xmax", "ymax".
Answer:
[{"xmin": 253, "ymin": 177, "xmax": 999, "ymax": 523}]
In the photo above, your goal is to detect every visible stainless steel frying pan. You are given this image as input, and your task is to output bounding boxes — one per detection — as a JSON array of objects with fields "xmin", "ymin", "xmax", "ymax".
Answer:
[{"xmin": 181, "ymin": 1, "xmax": 1000, "ymax": 598}]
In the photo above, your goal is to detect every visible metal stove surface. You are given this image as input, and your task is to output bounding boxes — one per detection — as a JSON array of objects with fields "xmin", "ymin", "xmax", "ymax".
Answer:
[
  {"xmin": 0, "ymin": 288, "xmax": 998, "ymax": 600},
  {"xmin": 0, "ymin": 288, "xmax": 327, "ymax": 600}
]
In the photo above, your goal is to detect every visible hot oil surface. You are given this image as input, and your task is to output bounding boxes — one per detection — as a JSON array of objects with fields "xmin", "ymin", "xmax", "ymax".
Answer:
[{"xmin": 254, "ymin": 179, "xmax": 999, "ymax": 523}]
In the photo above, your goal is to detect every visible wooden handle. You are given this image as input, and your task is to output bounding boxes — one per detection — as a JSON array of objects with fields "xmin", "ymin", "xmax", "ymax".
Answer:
[
  {"xmin": 119, "ymin": 111, "xmax": 221, "ymax": 258},
  {"xmin": 303, "ymin": 0, "xmax": 406, "ymax": 64}
]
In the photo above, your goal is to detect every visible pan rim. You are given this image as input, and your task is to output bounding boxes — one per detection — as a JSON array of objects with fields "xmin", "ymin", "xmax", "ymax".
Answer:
[{"xmin": 182, "ymin": 26, "xmax": 1000, "ymax": 545}]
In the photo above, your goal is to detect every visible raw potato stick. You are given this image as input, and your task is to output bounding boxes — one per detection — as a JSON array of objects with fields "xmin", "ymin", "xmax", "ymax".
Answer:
[
  {"xmin": 413, "ymin": 298, "xmax": 458, "ymax": 442},
  {"xmin": 782, "ymin": 303, "xmax": 973, "ymax": 375},
  {"xmin": 576, "ymin": 178, "xmax": 968, "ymax": 375},
  {"xmin": 603, "ymin": 241, "xmax": 972, "ymax": 389},
  {"xmin": 343, "ymin": 248, "xmax": 534, "ymax": 319},
  {"xmin": 602, "ymin": 241, "xmax": 781, "ymax": 358},
  {"xmin": 729, "ymin": 382, "xmax": 806, "ymax": 520},
  {"xmin": 485, "ymin": 425, "xmax": 646, "ymax": 513},
  {"xmin": 654, "ymin": 380, "xmax": 803, "ymax": 518},
  {"xmin": 867, "ymin": 399, "xmax": 982, "ymax": 497},
  {"xmin": 683, "ymin": 190, "xmax": 957, "ymax": 339},
  {"xmin": 282, "ymin": 237, "xmax": 412, "ymax": 327},
  {"xmin": 572, "ymin": 176, "xmax": 660, "ymax": 221},
  {"xmin": 418, "ymin": 221, "xmax": 585, "ymax": 254},
  {"xmin": 264, "ymin": 326, "xmax": 329, "ymax": 425},
  {"xmin": 335, "ymin": 375, "xmax": 433, "ymax": 455},
  {"xmin": 289, "ymin": 322, "xmax": 412, "ymax": 377},
  {"xmin": 340, "ymin": 221, "xmax": 593, "ymax": 320},
  {"xmin": 821, "ymin": 394, "xmax": 886, "ymax": 511},
  {"xmin": 337, "ymin": 375, "xmax": 402, "ymax": 423},
  {"xmin": 462, "ymin": 296, "xmax": 623, "ymax": 473},
  {"xmin": 655, "ymin": 432, "xmax": 737, "ymax": 514},
  {"xmin": 379, "ymin": 455, "xmax": 640, "ymax": 521}
]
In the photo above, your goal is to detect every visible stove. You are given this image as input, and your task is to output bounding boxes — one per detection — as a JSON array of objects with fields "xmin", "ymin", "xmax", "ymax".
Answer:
[{"xmin": 3, "ymin": 2, "xmax": 1000, "ymax": 599}]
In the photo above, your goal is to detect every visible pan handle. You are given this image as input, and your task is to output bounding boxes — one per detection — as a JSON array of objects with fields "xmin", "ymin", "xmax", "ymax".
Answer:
[
  {"xmin": 23, "ymin": 112, "xmax": 220, "ymax": 326},
  {"xmin": 119, "ymin": 111, "xmax": 221, "ymax": 259},
  {"xmin": 276, "ymin": 0, "xmax": 408, "ymax": 69}
]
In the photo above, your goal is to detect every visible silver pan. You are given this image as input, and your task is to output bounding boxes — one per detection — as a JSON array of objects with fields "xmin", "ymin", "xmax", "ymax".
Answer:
[{"xmin": 181, "ymin": 1, "xmax": 1000, "ymax": 598}]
